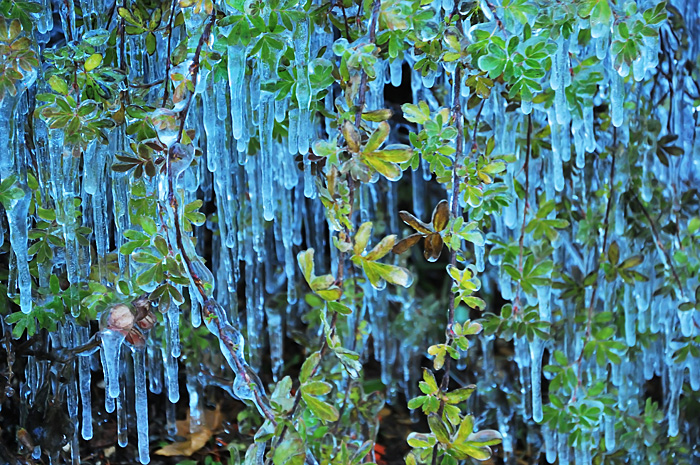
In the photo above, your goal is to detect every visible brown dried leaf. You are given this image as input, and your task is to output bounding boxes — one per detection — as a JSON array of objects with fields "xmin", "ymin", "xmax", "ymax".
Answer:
[
  {"xmin": 392, "ymin": 233, "xmax": 422, "ymax": 254},
  {"xmin": 431, "ymin": 200, "xmax": 450, "ymax": 232},
  {"xmin": 399, "ymin": 211, "xmax": 431, "ymax": 234},
  {"xmin": 154, "ymin": 428, "xmax": 213, "ymax": 457},
  {"xmin": 154, "ymin": 405, "xmax": 223, "ymax": 457},
  {"xmin": 423, "ymin": 233, "xmax": 444, "ymax": 262},
  {"xmin": 342, "ymin": 121, "xmax": 361, "ymax": 153}
]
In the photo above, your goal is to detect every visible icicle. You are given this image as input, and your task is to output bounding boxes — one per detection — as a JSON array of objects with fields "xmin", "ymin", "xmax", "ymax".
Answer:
[
  {"xmin": 623, "ymin": 284, "xmax": 636, "ymax": 346},
  {"xmin": 78, "ymin": 331, "xmax": 93, "ymax": 440},
  {"xmin": 557, "ymin": 431, "xmax": 570, "ymax": 465},
  {"xmin": 245, "ymin": 255, "xmax": 264, "ymax": 371},
  {"xmin": 542, "ymin": 423, "xmax": 557, "ymax": 463},
  {"xmin": 547, "ymin": 108, "xmax": 565, "ymax": 192},
  {"xmin": 65, "ymin": 341, "xmax": 80, "ymax": 465},
  {"xmin": 303, "ymin": 152, "xmax": 315, "ymax": 198},
  {"xmin": 610, "ymin": 69, "xmax": 624, "ymax": 128},
  {"xmin": 228, "ymin": 44, "xmax": 247, "ymax": 140},
  {"xmin": 187, "ymin": 371, "xmax": 203, "ymax": 433},
  {"xmin": 165, "ymin": 400, "xmax": 177, "ymax": 436},
  {"xmin": 163, "ymin": 343, "xmax": 180, "ymax": 403},
  {"xmin": 604, "ymin": 412, "xmax": 616, "ymax": 451},
  {"xmin": 294, "ymin": 18, "xmax": 312, "ymax": 155},
  {"xmin": 37, "ymin": 0, "xmax": 53, "ymax": 33},
  {"xmin": 475, "ymin": 243, "xmax": 485, "ymax": 272},
  {"xmin": 100, "ymin": 329, "xmax": 125, "ymax": 399},
  {"xmin": 530, "ymin": 337, "xmax": 545, "ymax": 422},
  {"xmin": 552, "ymin": 35, "xmax": 571, "ymax": 126},
  {"xmin": 168, "ymin": 302, "xmax": 181, "ymax": 358},
  {"xmin": 667, "ymin": 364, "xmax": 683, "ymax": 437},
  {"xmin": 496, "ymin": 409, "xmax": 514, "ymax": 458},
  {"xmin": 390, "ymin": 59, "xmax": 402, "ymax": 87},
  {"xmin": 190, "ymin": 295, "xmax": 202, "ymax": 328},
  {"xmin": 5, "ymin": 191, "xmax": 31, "ymax": 313},
  {"xmin": 259, "ymin": 76, "xmax": 276, "ymax": 222},
  {"xmin": 117, "ymin": 374, "xmax": 128, "ymax": 447},
  {"xmin": 132, "ymin": 347, "xmax": 150, "ymax": 464},
  {"xmin": 148, "ymin": 344, "xmax": 162, "ymax": 394}
]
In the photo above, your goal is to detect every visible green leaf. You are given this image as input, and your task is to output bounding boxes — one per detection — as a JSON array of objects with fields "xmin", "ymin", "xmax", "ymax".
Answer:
[
  {"xmin": 48, "ymin": 75, "xmax": 69, "ymax": 95},
  {"xmin": 422, "ymin": 368, "xmax": 438, "ymax": 392},
  {"xmin": 467, "ymin": 429, "xmax": 502, "ymax": 446},
  {"xmin": 445, "ymin": 385, "xmax": 476, "ymax": 404},
  {"xmin": 146, "ymin": 32, "xmax": 156, "ymax": 55},
  {"xmin": 84, "ymin": 53, "xmax": 103, "ymax": 71},
  {"xmin": 302, "ymin": 392, "xmax": 339, "ymax": 422},
  {"xmin": 362, "ymin": 109, "xmax": 393, "ymax": 122},
  {"xmin": 361, "ymin": 154, "xmax": 403, "ymax": 181},
  {"xmin": 608, "ymin": 241, "xmax": 619, "ymax": 265},
  {"xmin": 619, "ymin": 255, "xmax": 643, "ymax": 269},
  {"xmin": 428, "ymin": 415, "xmax": 450, "ymax": 443},
  {"xmin": 300, "ymin": 351, "xmax": 320, "ymax": 383},
  {"xmin": 272, "ymin": 427, "xmax": 306, "ymax": 465},
  {"xmin": 402, "ymin": 102, "xmax": 430, "ymax": 124},
  {"xmin": 297, "ymin": 249, "xmax": 315, "ymax": 282},
  {"xmin": 455, "ymin": 414, "xmax": 474, "ymax": 443},
  {"xmin": 364, "ymin": 234, "xmax": 396, "ymax": 261},
  {"xmin": 354, "ymin": 222, "xmax": 372, "ymax": 255},
  {"xmin": 301, "ymin": 380, "xmax": 332, "ymax": 396},
  {"xmin": 364, "ymin": 122, "xmax": 390, "ymax": 154},
  {"xmin": 362, "ymin": 260, "xmax": 413, "ymax": 289}
]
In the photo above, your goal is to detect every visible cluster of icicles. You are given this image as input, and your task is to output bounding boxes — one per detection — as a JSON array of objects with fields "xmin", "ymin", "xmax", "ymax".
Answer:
[{"xmin": 1, "ymin": 0, "xmax": 699, "ymax": 463}]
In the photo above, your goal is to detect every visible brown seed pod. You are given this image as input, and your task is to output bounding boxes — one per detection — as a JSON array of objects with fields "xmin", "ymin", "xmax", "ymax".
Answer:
[
  {"xmin": 135, "ymin": 310, "xmax": 157, "ymax": 331},
  {"xmin": 125, "ymin": 326, "xmax": 146, "ymax": 348},
  {"xmin": 101, "ymin": 304, "xmax": 135, "ymax": 335}
]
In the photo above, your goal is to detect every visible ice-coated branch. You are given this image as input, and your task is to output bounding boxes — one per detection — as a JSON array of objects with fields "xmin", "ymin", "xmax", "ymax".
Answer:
[
  {"xmin": 175, "ymin": 11, "xmax": 216, "ymax": 144},
  {"xmin": 163, "ymin": 9, "xmax": 277, "ymax": 424},
  {"xmin": 353, "ymin": 0, "xmax": 381, "ymax": 127},
  {"xmin": 161, "ymin": 0, "xmax": 179, "ymax": 107},
  {"xmin": 430, "ymin": 64, "xmax": 464, "ymax": 465},
  {"xmin": 633, "ymin": 195, "xmax": 684, "ymax": 297},
  {"xmin": 575, "ymin": 149, "xmax": 616, "ymax": 393},
  {"xmin": 517, "ymin": 116, "xmax": 532, "ymax": 272}
]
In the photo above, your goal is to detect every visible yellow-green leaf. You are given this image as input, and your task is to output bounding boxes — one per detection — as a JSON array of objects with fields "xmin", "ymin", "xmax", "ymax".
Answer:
[
  {"xmin": 84, "ymin": 53, "xmax": 103, "ymax": 71},
  {"xmin": 364, "ymin": 234, "xmax": 396, "ymax": 261},
  {"xmin": 354, "ymin": 222, "xmax": 372, "ymax": 255},
  {"xmin": 364, "ymin": 121, "xmax": 390, "ymax": 154},
  {"xmin": 361, "ymin": 155, "xmax": 402, "ymax": 181}
]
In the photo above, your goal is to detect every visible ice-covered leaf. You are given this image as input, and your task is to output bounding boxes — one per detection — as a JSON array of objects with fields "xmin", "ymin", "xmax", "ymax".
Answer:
[
  {"xmin": 364, "ymin": 234, "xmax": 396, "ymax": 261},
  {"xmin": 399, "ymin": 211, "xmax": 432, "ymax": 234},
  {"xmin": 342, "ymin": 121, "xmax": 361, "ymax": 153},
  {"xmin": 354, "ymin": 222, "xmax": 373, "ymax": 255},
  {"xmin": 431, "ymin": 199, "xmax": 450, "ymax": 232},
  {"xmin": 423, "ymin": 233, "xmax": 443, "ymax": 262},
  {"xmin": 364, "ymin": 122, "xmax": 390, "ymax": 154},
  {"xmin": 392, "ymin": 233, "xmax": 422, "ymax": 254},
  {"xmin": 302, "ymin": 393, "xmax": 339, "ymax": 422}
]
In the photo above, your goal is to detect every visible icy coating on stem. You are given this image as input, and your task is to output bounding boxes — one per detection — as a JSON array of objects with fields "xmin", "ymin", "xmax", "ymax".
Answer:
[{"xmin": 0, "ymin": 0, "xmax": 699, "ymax": 464}]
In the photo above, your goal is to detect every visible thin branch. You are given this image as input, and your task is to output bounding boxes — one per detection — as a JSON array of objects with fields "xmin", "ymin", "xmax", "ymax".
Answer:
[
  {"xmin": 431, "ymin": 65, "xmax": 464, "ymax": 465},
  {"xmin": 129, "ymin": 79, "xmax": 164, "ymax": 89},
  {"xmin": 162, "ymin": 0, "xmax": 179, "ymax": 107},
  {"xmin": 574, "ymin": 145, "xmax": 616, "ymax": 394},
  {"xmin": 166, "ymin": 11, "xmax": 276, "ymax": 424},
  {"xmin": 353, "ymin": 0, "xmax": 381, "ymax": 127},
  {"xmin": 336, "ymin": 0, "xmax": 352, "ymax": 41},
  {"xmin": 633, "ymin": 195, "xmax": 684, "ymax": 296},
  {"xmin": 270, "ymin": 2, "xmax": 381, "ymax": 455},
  {"xmin": 175, "ymin": 12, "xmax": 216, "ymax": 143},
  {"xmin": 513, "ymin": 114, "xmax": 532, "ymax": 316}
]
